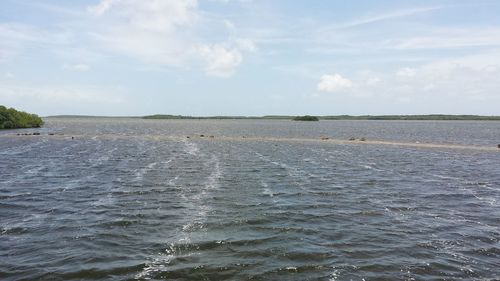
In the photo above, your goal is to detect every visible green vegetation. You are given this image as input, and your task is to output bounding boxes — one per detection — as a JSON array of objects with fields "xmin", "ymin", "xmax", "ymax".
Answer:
[
  {"xmin": 320, "ymin": 115, "xmax": 500, "ymax": 121},
  {"xmin": 292, "ymin": 115, "xmax": 319, "ymax": 121},
  {"xmin": 0, "ymin": 105, "xmax": 44, "ymax": 129}
]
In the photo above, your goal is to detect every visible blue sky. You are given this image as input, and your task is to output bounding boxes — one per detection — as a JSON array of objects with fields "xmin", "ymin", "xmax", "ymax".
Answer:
[{"xmin": 1, "ymin": 0, "xmax": 500, "ymax": 116}]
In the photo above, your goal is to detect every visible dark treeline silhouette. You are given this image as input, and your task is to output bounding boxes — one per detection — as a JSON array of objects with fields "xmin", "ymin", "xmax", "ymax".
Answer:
[{"xmin": 293, "ymin": 115, "xmax": 319, "ymax": 121}]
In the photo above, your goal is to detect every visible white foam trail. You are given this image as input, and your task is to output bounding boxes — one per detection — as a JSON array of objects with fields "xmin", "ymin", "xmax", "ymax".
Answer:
[
  {"xmin": 167, "ymin": 175, "xmax": 179, "ymax": 186},
  {"xmin": 134, "ymin": 162, "xmax": 159, "ymax": 181},
  {"xmin": 255, "ymin": 152, "xmax": 311, "ymax": 189},
  {"xmin": 92, "ymin": 193, "xmax": 115, "ymax": 207},
  {"xmin": 25, "ymin": 165, "xmax": 45, "ymax": 175},
  {"xmin": 135, "ymin": 253, "xmax": 173, "ymax": 280},
  {"xmin": 262, "ymin": 184, "xmax": 274, "ymax": 197},
  {"xmin": 139, "ymin": 151, "xmax": 224, "ymax": 279},
  {"xmin": 183, "ymin": 141, "xmax": 199, "ymax": 156},
  {"xmin": 206, "ymin": 156, "xmax": 222, "ymax": 189},
  {"xmin": 89, "ymin": 147, "xmax": 117, "ymax": 167},
  {"xmin": 462, "ymin": 186, "xmax": 498, "ymax": 206},
  {"xmin": 360, "ymin": 163, "xmax": 384, "ymax": 171},
  {"xmin": 431, "ymin": 174, "xmax": 498, "ymax": 206},
  {"xmin": 431, "ymin": 174, "xmax": 461, "ymax": 180}
]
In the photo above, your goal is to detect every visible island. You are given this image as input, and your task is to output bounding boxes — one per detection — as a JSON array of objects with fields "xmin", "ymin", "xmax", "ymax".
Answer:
[
  {"xmin": 292, "ymin": 115, "xmax": 319, "ymax": 121},
  {"xmin": 0, "ymin": 105, "xmax": 44, "ymax": 129}
]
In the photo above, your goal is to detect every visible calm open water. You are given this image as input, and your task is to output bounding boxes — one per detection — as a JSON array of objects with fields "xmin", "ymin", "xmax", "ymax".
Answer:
[{"xmin": 1, "ymin": 118, "xmax": 500, "ymax": 280}]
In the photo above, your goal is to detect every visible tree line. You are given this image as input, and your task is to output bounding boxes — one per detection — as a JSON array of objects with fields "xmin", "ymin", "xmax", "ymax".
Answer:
[{"xmin": 0, "ymin": 105, "xmax": 44, "ymax": 129}]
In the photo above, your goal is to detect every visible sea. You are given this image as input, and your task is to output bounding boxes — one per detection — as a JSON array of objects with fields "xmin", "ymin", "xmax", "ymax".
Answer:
[{"xmin": 1, "ymin": 118, "xmax": 499, "ymax": 280}]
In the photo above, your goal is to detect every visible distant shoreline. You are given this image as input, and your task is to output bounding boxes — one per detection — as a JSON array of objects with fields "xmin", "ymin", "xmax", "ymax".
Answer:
[{"xmin": 44, "ymin": 114, "xmax": 500, "ymax": 121}]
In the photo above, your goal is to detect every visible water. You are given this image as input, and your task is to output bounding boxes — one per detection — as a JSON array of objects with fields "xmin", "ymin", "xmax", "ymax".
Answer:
[{"xmin": 1, "ymin": 118, "xmax": 499, "ymax": 280}]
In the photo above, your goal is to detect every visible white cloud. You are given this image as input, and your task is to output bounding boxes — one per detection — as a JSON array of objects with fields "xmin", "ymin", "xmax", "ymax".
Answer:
[
  {"xmin": 0, "ymin": 23, "xmax": 40, "ymax": 42},
  {"xmin": 63, "ymin": 63, "xmax": 90, "ymax": 72},
  {"xmin": 86, "ymin": 0, "xmax": 253, "ymax": 77},
  {"xmin": 390, "ymin": 27, "xmax": 500, "ymax": 50},
  {"xmin": 412, "ymin": 52, "xmax": 500, "ymax": 99},
  {"xmin": 198, "ymin": 44, "xmax": 242, "ymax": 77},
  {"xmin": 234, "ymin": 38, "xmax": 257, "ymax": 52},
  {"xmin": 0, "ymin": 22, "xmax": 75, "ymax": 64},
  {"xmin": 396, "ymin": 67, "xmax": 416, "ymax": 77},
  {"xmin": 366, "ymin": 77, "xmax": 381, "ymax": 85},
  {"xmin": 88, "ymin": 0, "xmax": 116, "ymax": 16},
  {"xmin": 88, "ymin": 0, "xmax": 197, "ymax": 65},
  {"xmin": 90, "ymin": 0, "xmax": 198, "ymax": 32},
  {"xmin": 1, "ymin": 1, "xmax": 256, "ymax": 78},
  {"xmin": 332, "ymin": 6, "xmax": 442, "ymax": 30},
  {"xmin": 317, "ymin": 74, "xmax": 353, "ymax": 92},
  {"xmin": 347, "ymin": 52, "xmax": 500, "ymax": 105}
]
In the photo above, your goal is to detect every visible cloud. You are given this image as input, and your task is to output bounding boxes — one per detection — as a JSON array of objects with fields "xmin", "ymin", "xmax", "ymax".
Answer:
[
  {"xmin": 2, "ymin": 1, "xmax": 255, "ymax": 78},
  {"xmin": 320, "ymin": 6, "xmax": 441, "ymax": 32},
  {"xmin": 0, "ymin": 23, "xmax": 42, "ymax": 61},
  {"xmin": 346, "ymin": 52, "xmax": 500, "ymax": 105},
  {"xmin": 89, "ymin": 0, "xmax": 198, "ymax": 32},
  {"xmin": 0, "ymin": 22, "xmax": 76, "ymax": 64},
  {"xmin": 350, "ymin": 7, "xmax": 441, "ymax": 27},
  {"xmin": 317, "ymin": 74, "xmax": 353, "ymax": 92},
  {"xmin": 366, "ymin": 77, "xmax": 381, "ymax": 85},
  {"xmin": 396, "ymin": 67, "xmax": 416, "ymax": 77},
  {"xmin": 303, "ymin": 9, "xmax": 500, "ymax": 56},
  {"xmin": 63, "ymin": 63, "xmax": 90, "ymax": 72},
  {"xmin": 0, "ymin": 23, "xmax": 40, "ymax": 42},
  {"xmin": 234, "ymin": 38, "xmax": 257, "ymax": 52},
  {"xmin": 198, "ymin": 44, "xmax": 242, "ymax": 77},
  {"xmin": 86, "ymin": 0, "xmax": 253, "ymax": 77},
  {"xmin": 88, "ymin": 0, "xmax": 116, "ymax": 16},
  {"xmin": 389, "ymin": 27, "xmax": 500, "ymax": 50},
  {"xmin": 88, "ymin": 0, "xmax": 197, "ymax": 65},
  {"xmin": 413, "ymin": 52, "xmax": 500, "ymax": 98}
]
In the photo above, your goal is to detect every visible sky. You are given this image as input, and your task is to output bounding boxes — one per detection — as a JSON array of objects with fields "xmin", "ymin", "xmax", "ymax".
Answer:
[{"xmin": 1, "ymin": 0, "xmax": 500, "ymax": 116}]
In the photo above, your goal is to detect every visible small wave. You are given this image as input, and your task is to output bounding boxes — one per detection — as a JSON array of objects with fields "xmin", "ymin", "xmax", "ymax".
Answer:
[
  {"xmin": 1, "ymin": 225, "xmax": 29, "ymax": 235},
  {"xmin": 360, "ymin": 164, "xmax": 384, "ymax": 171},
  {"xmin": 262, "ymin": 188, "xmax": 274, "ymax": 197},
  {"xmin": 134, "ymin": 161, "xmax": 160, "ymax": 181},
  {"xmin": 431, "ymin": 174, "xmax": 462, "ymax": 180},
  {"xmin": 256, "ymin": 153, "xmax": 310, "ymax": 188},
  {"xmin": 463, "ymin": 189, "xmax": 497, "ymax": 206},
  {"xmin": 88, "ymin": 147, "xmax": 117, "ymax": 167},
  {"xmin": 45, "ymin": 264, "xmax": 146, "ymax": 280},
  {"xmin": 183, "ymin": 141, "xmax": 200, "ymax": 156},
  {"xmin": 136, "ymin": 254, "xmax": 173, "ymax": 280},
  {"xmin": 0, "ymin": 139, "xmax": 48, "ymax": 156},
  {"xmin": 91, "ymin": 193, "xmax": 115, "ymax": 207},
  {"xmin": 25, "ymin": 165, "xmax": 45, "ymax": 175},
  {"xmin": 167, "ymin": 175, "xmax": 180, "ymax": 186},
  {"xmin": 260, "ymin": 179, "xmax": 275, "ymax": 197}
]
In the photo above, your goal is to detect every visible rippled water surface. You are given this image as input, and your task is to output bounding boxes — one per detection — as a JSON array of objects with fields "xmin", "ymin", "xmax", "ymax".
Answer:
[{"xmin": 1, "ymin": 118, "xmax": 500, "ymax": 280}]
